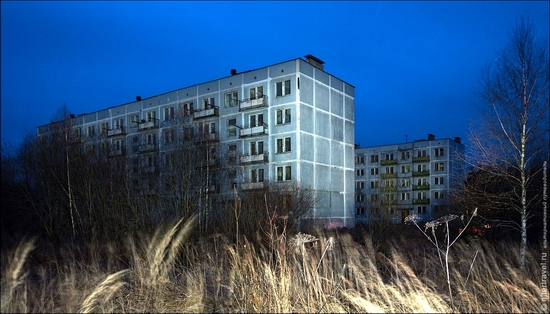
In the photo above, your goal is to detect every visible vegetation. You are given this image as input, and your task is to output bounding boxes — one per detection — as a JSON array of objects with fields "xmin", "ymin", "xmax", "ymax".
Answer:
[{"xmin": 1, "ymin": 214, "xmax": 545, "ymax": 313}]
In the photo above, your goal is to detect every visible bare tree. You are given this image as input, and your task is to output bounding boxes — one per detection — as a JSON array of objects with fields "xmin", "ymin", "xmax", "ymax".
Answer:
[{"xmin": 467, "ymin": 17, "xmax": 549, "ymax": 270}]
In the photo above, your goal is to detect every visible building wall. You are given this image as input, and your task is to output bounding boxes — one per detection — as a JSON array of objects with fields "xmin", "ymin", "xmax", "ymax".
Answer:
[{"xmin": 37, "ymin": 56, "xmax": 356, "ymax": 229}]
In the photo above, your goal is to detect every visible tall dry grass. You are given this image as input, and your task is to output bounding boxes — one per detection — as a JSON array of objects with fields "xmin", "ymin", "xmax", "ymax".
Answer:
[{"xmin": 0, "ymin": 216, "xmax": 545, "ymax": 313}]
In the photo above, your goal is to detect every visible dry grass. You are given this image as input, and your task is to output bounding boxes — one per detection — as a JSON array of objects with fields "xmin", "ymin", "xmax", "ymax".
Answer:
[{"xmin": 0, "ymin": 217, "xmax": 546, "ymax": 313}]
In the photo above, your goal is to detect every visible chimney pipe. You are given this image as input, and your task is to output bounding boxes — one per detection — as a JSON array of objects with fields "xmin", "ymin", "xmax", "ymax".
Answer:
[{"xmin": 136, "ymin": 96, "xmax": 142, "ymax": 101}]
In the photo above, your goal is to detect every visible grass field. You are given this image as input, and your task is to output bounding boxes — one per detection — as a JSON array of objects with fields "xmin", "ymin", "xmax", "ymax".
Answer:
[{"xmin": 1, "ymin": 215, "xmax": 546, "ymax": 313}]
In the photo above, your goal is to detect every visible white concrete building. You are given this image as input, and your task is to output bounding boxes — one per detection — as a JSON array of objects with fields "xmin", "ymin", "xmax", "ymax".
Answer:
[
  {"xmin": 354, "ymin": 134, "xmax": 465, "ymax": 224},
  {"xmin": 37, "ymin": 55, "xmax": 356, "ymax": 228}
]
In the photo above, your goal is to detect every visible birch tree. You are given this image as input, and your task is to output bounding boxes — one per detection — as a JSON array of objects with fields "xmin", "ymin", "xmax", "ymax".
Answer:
[{"xmin": 467, "ymin": 17, "xmax": 549, "ymax": 271}]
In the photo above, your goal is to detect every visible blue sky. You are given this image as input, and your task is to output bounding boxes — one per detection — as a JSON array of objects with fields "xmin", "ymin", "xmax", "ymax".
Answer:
[{"xmin": 1, "ymin": 1, "xmax": 548, "ymax": 149}]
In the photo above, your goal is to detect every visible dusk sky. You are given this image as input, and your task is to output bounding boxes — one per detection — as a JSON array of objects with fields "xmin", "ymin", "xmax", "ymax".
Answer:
[{"xmin": 1, "ymin": 1, "xmax": 548, "ymax": 149}]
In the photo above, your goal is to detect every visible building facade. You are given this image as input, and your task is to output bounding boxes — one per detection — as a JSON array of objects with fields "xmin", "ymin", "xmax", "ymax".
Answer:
[
  {"xmin": 37, "ymin": 55, "xmax": 356, "ymax": 228},
  {"xmin": 354, "ymin": 135, "xmax": 465, "ymax": 224}
]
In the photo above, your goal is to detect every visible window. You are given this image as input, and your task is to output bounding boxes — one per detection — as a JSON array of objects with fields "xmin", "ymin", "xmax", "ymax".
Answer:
[
  {"xmin": 249, "ymin": 86, "xmax": 263, "ymax": 99},
  {"xmin": 417, "ymin": 192, "xmax": 427, "ymax": 200},
  {"xmin": 147, "ymin": 155, "xmax": 157, "ymax": 168},
  {"xmin": 165, "ymin": 153, "xmax": 175, "ymax": 167},
  {"xmin": 371, "ymin": 194, "xmax": 379, "ymax": 202},
  {"xmin": 356, "ymin": 181, "xmax": 365, "ymax": 189},
  {"xmin": 113, "ymin": 139, "xmax": 123, "ymax": 150},
  {"xmin": 88, "ymin": 125, "xmax": 95, "ymax": 137},
  {"xmin": 434, "ymin": 191, "xmax": 445, "ymax": 199},
  {"xmin": 356, "ymin": 194, "xmax": 365, "ymax": 202},
  {"xmin": 275, "ymin": 80, "xmax": 291, "ymax": 97},
  {"xmin": 401, "ymin": 151, "xmax": 410, "ymax": 160},
  {"xmin": 200, "ymin": 122, "xmax": 216, "ymax": 135},
  {"xmin": 228, "ymin": 144, "xmax": 237, "ymax": 153},
  {"xmin": 384, "ymin": 179, "xmax": 395, "ymax": 187},
  {"xmin": 356, "ymin": 207, "xmax": 366, "ymax": 216},
  {"xmin": 100, "ymin": 122, "xmax": 109, "ymax": 134},
  {"xmin": 146, "ymin": 111, "xmax": 156, "ymax": 122},
  {"xmin": 370, "ymin": 154, "xmax": 379, "ymax": 163},
  {"xmin": 385, "ymin": 153, "xmax": 394, "ymax": 160},
  {"xmin": 434, "ymin": 148, "xmax": 444, "ymax": 157},
  {"xmin": 370, "ymin": 168, "xmax": 379, "ymax": 175},
  {"xmin": 225, "ymin": 91, "xmax": 239, "ymax": 107},
  {"xmin": 370, "ymin": 181, "xmax": 379, "ymax": 189},
  {"xmin": 356, "ymin": 169, "xmax": 365, "ymax": 176},
  {"xmin": 385, "ymin": 166, "xmax": 394, "ymax": 174},
  {"xmin": 249, "ymin": 113, "xmax": 264, "ymax": 127},
  {"xmin": 164, "ymin": 107, "xmax": 175, "ymax": 121},
  {"xmin": 184, "ymin": 127, "xmax": 193, "ymax": 140},
  {"xmin": 417, "ymin": 178, "xmax": 428, "ymax": 186},
  {"xmin": 401, "ymin": 165, "xmax": 410, "ymax": 173},
  {"xmin": 227, "ymin": 129, "xmax": 237, "ymax": 137},
  {"xmin": 183, "ymin": 102, "xmax": 194, "ymax": 116},
  {"xmin": 276, "ymin": 166, "xmax": 292, "ymax": 181},
  {"xmin": 276, "ymin": 108, "xmax": 291, "ymax": 125},
  {"xmin": 401, "ymin": 179, "xmax": 410, "ymax": 187},
  {"xmin": 146, "ymin": 133, "xmax": 157, "ymax": 145},
  {"xmin": 130, "ymin": 115, "xmax": 139, "ymax": 126},
  {"xmin": 417, "ymin": 149, "xmax": 427, "ymax": 157},
  {"xmin": 356, "ymin": 155, "xmax": 365, "ymax": 164},
  {"xmin": 417, "ymin": 206, "xmax": 427, "ymax": 214},
  {"xmin": 435, "ymin": 177, "xmax": 444, "ymax": 185},
  {"xmin": 203, "ymin": 97, "xmax": 215, "ymax": 109},
  {"xmin": 401, "ymin": 192, "xmax": 410, "ymax": 201},
  {"xmin": 418, "ymin": 164, "xmax": 427, "ymax": 171},
  {"xmin": 435, "ymin": 162, "xmax": 445, "ymax": 171},
  {"xmin": 74, "ymin": 127, "xmax": 82, "ymax": 138},
  {"xmin": 250, "ymin": 169, "xmax": 265, "ymax": 183},
  {"xmin": 276, "ymin": 137, "xmax": 291, "ymax": 153},
  {"xmin": 114, "ymin": 118, "xmax": 123, "ymax": 130},
  {"xmin": 227, "ymin": 118, "xmax": 237, "ymax": 126},
  {"xmin": 164, "ymin": 129, "xmax": 175, "ymax": 144},
  {"xmin": 250, "ymin": 141, "xmax": 264, "ymax": 155}
]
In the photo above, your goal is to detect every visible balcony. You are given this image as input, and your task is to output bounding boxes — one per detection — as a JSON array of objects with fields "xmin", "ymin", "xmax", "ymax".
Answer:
[
  {"xmin": 412, "ymin": 184, "xmax": 430, "ymax": 190},
  {"xmin": 240, "ymin": 152, "xmax": 268, "ymax": 164},
  {"xmin": 138, "ymin": 119, "xmax": 159, "ymax": 131},
  {"xmin": 108, "ymin": 126, "xmax": 126, "ymax": 137},
  {"xmin": 193, "ymin": 107, "xmax": 219, "ymax": 119},
  {"xmin": 412, "ymin": 156, "xmax": 430, "ymax": 162},
  {"xmin": 239, "ymin": 124, "xmax": 268, "ymax": 137},
  {"xmin": 412, "ymin": 170, "xmax": 430, "ymax": 177},
  {"xmin": 241, "ymin": 181, "xmax": 266, "ymax": 190},
  {"xmin": 239, "ymin": 96, "xmax": 268, "ymax": 111},
  {"xmin": 414, "ymin": 198, "xmax": 430, "ymax": 205},
  {"xmin": 381, "ymin": 173, "xmax": 397, "ymax": 179},
  {"xmin": 194, "ymin": 132, "xmax": 220, "ymax": 143},
  {"xmin": 139, "ymin": 143, "xmax": 158, "ymax": 153},
  {"xmin": 109, "ymin": 147, "xmax": 126, "ymax": 157},
  {"xmin": 381, "ymin": 159, "xmax": 398, "ymax": 165}
]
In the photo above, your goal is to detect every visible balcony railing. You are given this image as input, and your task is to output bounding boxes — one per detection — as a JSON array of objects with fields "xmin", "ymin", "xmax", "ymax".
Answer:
[
  {"xmin": 412, "ymin": 156, "xmax": 430, "ymax": 162},
  {"xmin": 239, "ymin": 96, "xmax": 268, "ymax": 111},
  {"xmin": 241, "ymin": 181, "xmax": 266, "ymax": 190},
  {"xmin": 240, "ymin": 152, "xmax": 268, "ymax": 164},
  {"xmin": 412, "ymin": 170, "xmax": 430, "ymax": 177},
  {"xmin": 138, "ymin": 119, "xmax": 159, "ymax": 131},
  {"xmin": 412, "ymin": 184, "xmax": 430, "ymax": 190},
  {"xmin": 381, "ymin": 159, "xmax": 398, "ymax": 165},
  {"xmin": 194, "ymin": 132, "xmax": 220, "ymax": 143},
  {"xmin": 239, "ymin": 123, "xmax": 268, "ymax": 137},
  {"xmin": 381, "ymin": 173, "xmax": 397, "ymax": 179},
  {"xmin": 193, "ymin": 106, "xmax": 219, "ymax": 119},
  {"xmin": 413, "ymin": 198, "xmax": 430, "ymax": 204},
  {"xmin": 139, "ymin": 143, "xmax": 158, "ymax": 153},
  {"xmin": 109, "ymin": 147, "xmax": 126, "ymax": 157},
  {"xmin": 108, "ymin": 126, "xmax": 126, "ymax": 137}
]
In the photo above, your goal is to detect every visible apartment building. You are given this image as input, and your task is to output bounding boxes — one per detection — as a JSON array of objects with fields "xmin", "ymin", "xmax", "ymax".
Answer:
[
  {"xmin": 354, "ymin": 134, "xmax": 465, "ymax": 224},
  {"xmin": 37, "ymin": 55, "xmax": 356, "ymax": 229}
]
